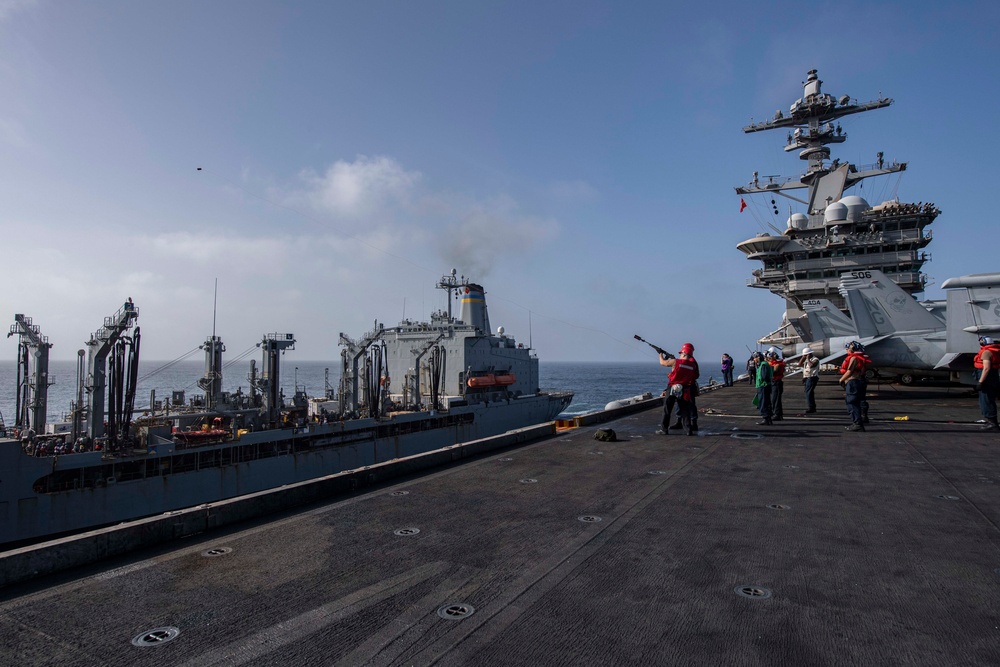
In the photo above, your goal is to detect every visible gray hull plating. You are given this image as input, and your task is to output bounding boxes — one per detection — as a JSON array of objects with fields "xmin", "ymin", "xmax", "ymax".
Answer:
[{"xmin": 1, "ymin": 392, "xmax": 570, "ymax": 545}]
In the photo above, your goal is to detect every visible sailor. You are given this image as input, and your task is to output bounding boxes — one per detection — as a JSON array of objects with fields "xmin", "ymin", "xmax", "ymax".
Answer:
[
  {"xmin": 721, "ymin": 353, "xmax": 734, "ymax": 387},
  {"xmin": 660, "ymin": 344, "xmax": 700, "ymax": 432},
  {"xmin": 800, "ymin": 347, "xmax": 820, "ymax": 413},
  {"xmin": 659, "ymin": 343, "xmax": 700, "ymax": 435},
  {"xmin": 746, "ymin": 353, "xmax": 759, "ymax": 384},
  {"xmin": 974, "ymin": 336, "xmax": 1000, "ymax": 430},
  {"xmin": 839, "ymin": 341, "xmax": 870, "ymax": 431},
  {"xmin": 753, "ymin": 351, "xmax": 773, "ymax": 426},
  {"xmin": 768, "ymin": 348, "xmax": 786, "ymax": 421}
]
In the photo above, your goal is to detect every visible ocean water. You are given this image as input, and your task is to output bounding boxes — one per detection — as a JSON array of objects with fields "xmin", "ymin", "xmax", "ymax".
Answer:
[
  {"xmin": 541, "ymin": 361, "xmax": 724, "ymax": 416},
  {"xmin": 0, "ymin": 359, "xmax": 725, "ymax": 427}
]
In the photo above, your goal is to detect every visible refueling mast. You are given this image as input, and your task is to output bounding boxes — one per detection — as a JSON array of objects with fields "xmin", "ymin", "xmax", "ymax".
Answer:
[
  {"xmin": 252, "ymin": 333, "xmax": 296, "ymax": 428},
  {"xmin": 7, "ymin": 314, "xmax": 53, "ymax": 435},
  {"xmin": 84, "ymin": 300, "xmax": 140, "ymax": 446},
  {"xmin": 197, "ymin": 335, "xmax": 226, "ymax": 411},
  {"xmin": 338, "ymin": 323, "xmax": 384, "ymax": 419}
]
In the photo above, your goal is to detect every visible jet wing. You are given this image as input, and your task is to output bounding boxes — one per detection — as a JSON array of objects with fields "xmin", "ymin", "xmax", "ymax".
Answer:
[
  {"xmin": 934, "ymin": 353, "xmax": 961, "ymax": 370},
  {"xmin": 934, "ymin": 352, "xmax": 976, "ymax": 370}
]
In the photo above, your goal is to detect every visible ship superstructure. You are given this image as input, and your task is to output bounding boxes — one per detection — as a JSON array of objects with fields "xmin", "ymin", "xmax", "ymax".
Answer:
[
  {"xmin": 0, "ymin": 271, "xmax": 572, "ymax": 546},
  {"xmin": 735, "ymin": 69, "xmax": 940, "ymax": 353}
]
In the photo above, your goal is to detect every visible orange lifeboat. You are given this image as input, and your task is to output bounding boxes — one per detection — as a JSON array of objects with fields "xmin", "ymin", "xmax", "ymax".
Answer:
[
  {"xmin": 467, "ymin": 374, "xmax": 496, "ymax": 388},
  {"xmin": 173, "ymin": 428, "xmax": 229, "ymax": 444},
  {"xmin": 493, "ymin": 373, "xmax": 516, "ymax": 386}
]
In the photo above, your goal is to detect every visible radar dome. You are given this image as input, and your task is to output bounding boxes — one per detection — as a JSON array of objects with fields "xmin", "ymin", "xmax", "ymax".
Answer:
[
  {"xmin": 497, "ymin": 326, "xmax": 505, "ymax": 336},
  {"xmin": 824, "ymin": 201, "xmax": 848, "ymax": 223},
  {"xmin": 839, "ymin": 195, "xmax": 870, "ymax": 222},
  {"xmin": 787, "ymin": 213, "xmax": 809, "ymax": 230}
]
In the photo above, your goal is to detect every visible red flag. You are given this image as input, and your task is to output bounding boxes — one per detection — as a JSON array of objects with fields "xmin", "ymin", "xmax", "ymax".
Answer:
[{"xmin": 739, "ymin": 198, "xmax": 747, "ymax": 212}]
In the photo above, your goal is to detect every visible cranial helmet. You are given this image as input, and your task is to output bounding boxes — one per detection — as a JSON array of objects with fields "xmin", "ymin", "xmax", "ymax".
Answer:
[
  {"xmin": 767, "ymin": 347, "xmax": 777, "ymax": 354},
  {"xmin": 802, "ymin": 347, "xmax": 813, "ymax": 356},
  {"xmin": 846, "ymin": 341, "xmax": 864, "ymax": 352},
  {"xmin": 980, "ymin": 336, "xmax": 994, "ymax": 346},
  {"xmin": 752, "ymin": 351, "xmax": 763, "ymax": 359},
  {"xmin": 681, "ymin": 342, "xmax": 695, "ymax": 355}
]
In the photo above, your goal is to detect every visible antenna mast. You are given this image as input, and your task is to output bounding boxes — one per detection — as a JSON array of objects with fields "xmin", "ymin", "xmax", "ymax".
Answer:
[{"xmin": 212, "ymin": 278, "xmax": 218, "ymax": 340}]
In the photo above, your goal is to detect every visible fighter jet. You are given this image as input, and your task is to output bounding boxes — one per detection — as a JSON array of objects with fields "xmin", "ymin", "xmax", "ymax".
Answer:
[{"xmin": 789, "ymin": 270, "xmax": 1000, "ymax": 385}]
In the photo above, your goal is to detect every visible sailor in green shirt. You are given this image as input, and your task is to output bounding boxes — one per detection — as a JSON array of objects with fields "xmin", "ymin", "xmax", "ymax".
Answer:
[{"xmin": 754, "ymin": 351, "xmax": 773, "ymax": 425}]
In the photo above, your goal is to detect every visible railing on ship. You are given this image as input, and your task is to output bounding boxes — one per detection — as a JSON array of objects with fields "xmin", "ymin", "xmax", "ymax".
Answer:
[
  {"xmin": 781, "ymin": 250, "xmax": 930, "ymax": 273},
  {"xmin": 93, "ymin": 303, "xmax": 139, "ymax": 342},
  {"xmin": 786, "ymin": 272, "xmax": 926, "ymax": 293},
  {"xmin": 748, "ymin": 271, "xmax": 927, "ymax": 293}
]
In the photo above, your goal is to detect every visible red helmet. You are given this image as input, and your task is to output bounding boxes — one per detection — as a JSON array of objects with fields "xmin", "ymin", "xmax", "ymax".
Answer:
[{"xmin": 680, "ymin": 342, "xmax": 694, "ymax": 355}]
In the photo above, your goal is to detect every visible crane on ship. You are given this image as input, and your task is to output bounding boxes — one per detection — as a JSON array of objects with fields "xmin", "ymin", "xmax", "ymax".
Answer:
[
  {"xmin": 84, "ymin": 300, "xmax": 140, "ymax": 449},
  {"xmin": 7, "ymin": 314, "xmax": 53, "ymax": 436},
  {"xmin": 338, "ymin": 323, "xmax": 384, "ymax": 418},
  {"xmin": 251, "ymin": 333, "xmax": 296, "ymax": 428}
]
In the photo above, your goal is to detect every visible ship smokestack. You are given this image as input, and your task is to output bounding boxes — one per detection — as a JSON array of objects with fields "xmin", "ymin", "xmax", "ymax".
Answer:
[{"xmin": 459, "ymin": 283, "xmax": 491, "ymax": 334}]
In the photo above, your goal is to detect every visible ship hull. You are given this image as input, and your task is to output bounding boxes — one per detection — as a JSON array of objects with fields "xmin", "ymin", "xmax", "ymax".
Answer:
[{"xmin": 0, "ymin": 392, "xmax": 572, "ymax": 546}]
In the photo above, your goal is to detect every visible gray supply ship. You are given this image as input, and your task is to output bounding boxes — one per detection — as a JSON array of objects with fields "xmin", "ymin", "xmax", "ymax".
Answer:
[
  {"xmin": 735, "ymin": 69, "xmax": 939, "ymax": 355},
  {"xmin": 0, "ymin": 271, "xmax": 572, "ymax": 547}
]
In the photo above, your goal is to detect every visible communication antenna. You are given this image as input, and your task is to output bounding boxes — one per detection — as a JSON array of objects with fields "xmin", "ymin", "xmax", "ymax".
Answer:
[
  {"xmin": 211, "ymin": 278, "xmax": 219, "ymax": 385},
  {"xmin": 212, "ymin": 278, "xmax": 218, "ymax": 339},
  {"xmin": 529, "ymin": 310, "xmax": 533, "ymax": 351}
]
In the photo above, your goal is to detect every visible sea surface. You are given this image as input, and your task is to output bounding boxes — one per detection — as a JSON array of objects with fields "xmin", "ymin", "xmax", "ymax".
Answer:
[{"xmin": 0, "ymin": 359, "xmax": 725, "ymax": 427}]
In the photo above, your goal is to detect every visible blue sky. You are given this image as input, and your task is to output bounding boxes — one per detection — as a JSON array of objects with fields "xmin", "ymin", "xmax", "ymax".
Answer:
[{"xmin": 1, "ymin": 1, "xmax": 997, "ymax": 363}]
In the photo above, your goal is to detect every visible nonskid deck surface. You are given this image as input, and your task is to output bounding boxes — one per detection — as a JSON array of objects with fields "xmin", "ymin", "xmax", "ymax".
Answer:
[{"xmin": 2, "ymin": 379, "xmax": 999, "ymax": 665}]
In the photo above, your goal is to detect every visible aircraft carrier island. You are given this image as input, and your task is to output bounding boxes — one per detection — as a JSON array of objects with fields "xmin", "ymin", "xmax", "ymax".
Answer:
[
  {"xmin": 735, "ymin": 69, "xmax": 999, "ymax": 387},
  {"xmin": 1, "ymin": 379, "xmax": 998, "ymax": 665}
]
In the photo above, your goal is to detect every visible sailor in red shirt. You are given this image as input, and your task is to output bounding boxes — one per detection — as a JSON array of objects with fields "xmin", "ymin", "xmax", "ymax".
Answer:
[
  {"xmin": 974, "ymin": 335, "xmax": 1000, "ymax": 430},
  {"xmin": 659, "ymin": 342, "xmax": 700, "ymax": 436},
  {"xmin": 839, "ymin": 341, "xmax": 870, "ymax": 431}
]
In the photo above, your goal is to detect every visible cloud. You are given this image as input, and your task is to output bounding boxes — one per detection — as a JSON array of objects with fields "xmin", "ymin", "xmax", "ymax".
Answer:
[
  {"xmin": 298, "ymin": 155, "xmax": 422, "ymax": 221},
  {"xmin": 277, "ymin": 155, "xmax": 563, "ymax": 279}
]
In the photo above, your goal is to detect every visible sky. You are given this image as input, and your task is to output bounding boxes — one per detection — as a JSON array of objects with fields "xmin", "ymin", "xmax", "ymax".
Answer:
[{"xmin": 1, "ymin": 0, "xmax": 998, "ymax": 365}]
